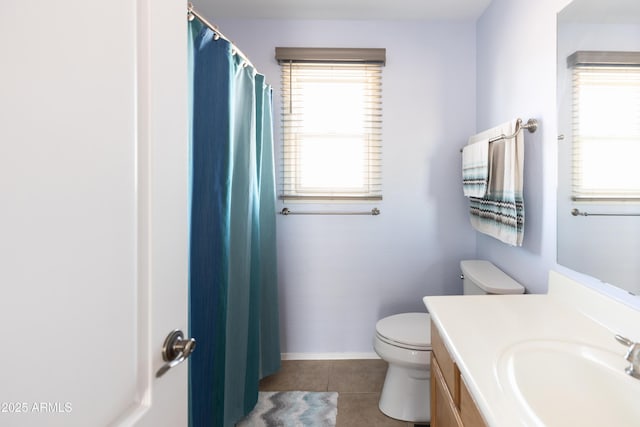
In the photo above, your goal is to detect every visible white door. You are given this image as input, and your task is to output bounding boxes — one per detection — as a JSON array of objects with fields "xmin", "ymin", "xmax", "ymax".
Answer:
[{"xmin": 0, "ymin": 1, "xmax": 189, "ymax": 426}]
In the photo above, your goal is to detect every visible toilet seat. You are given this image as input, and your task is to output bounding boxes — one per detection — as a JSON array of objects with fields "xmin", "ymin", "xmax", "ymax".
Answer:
[{"xmin": 375, "ymin": 313, "xmax": 431, "ymax": 351}]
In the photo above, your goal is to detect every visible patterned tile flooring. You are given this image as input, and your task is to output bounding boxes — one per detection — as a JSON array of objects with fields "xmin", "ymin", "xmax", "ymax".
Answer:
[{"xmin": 259, "ymin": 359, "xmax": 429, "ymax": 427}]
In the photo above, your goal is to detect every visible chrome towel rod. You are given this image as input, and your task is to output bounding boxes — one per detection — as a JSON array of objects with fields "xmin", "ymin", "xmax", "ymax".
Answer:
[
  {"xmin": 280, "ymin": 207, "xmax": 380, "ymax": 216},
  {"xmin": 571, "ymin": 208, "xmax": 640, "ymax": 217},
  {"xmin": 460, "ymin": 118, "xmax": 538, "ymax": 152}
]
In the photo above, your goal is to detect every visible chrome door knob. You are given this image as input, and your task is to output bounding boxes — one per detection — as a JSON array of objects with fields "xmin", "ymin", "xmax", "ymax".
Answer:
[{"xmin": 156, "ymin": 329, "xmax": 196, "ymax": 378}]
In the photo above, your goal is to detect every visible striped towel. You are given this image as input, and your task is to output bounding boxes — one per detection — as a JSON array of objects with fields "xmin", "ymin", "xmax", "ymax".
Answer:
[
  {"xmin": 462, "ymin": 138, "xmax": 489, "ymax": 197},
  {"xmin": 468, "ymin": 120, "xmax": 525, "ymax": 246}
]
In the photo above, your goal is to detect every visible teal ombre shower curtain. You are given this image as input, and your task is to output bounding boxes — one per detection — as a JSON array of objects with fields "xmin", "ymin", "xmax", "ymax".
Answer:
[{"xmin": 188, "ymin": 21, "xmax": 281, "ymax": 427}]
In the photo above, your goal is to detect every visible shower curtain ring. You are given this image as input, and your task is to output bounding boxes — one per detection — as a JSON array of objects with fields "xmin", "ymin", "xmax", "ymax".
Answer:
[{"xmin": 187, "ymin": 2, "xmax": 195, "ymax": 21}]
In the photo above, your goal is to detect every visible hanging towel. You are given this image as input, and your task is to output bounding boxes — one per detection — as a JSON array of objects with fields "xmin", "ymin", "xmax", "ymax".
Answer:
[
  {"xmin": 468, "ymin": 120, "xmax": 525, "ymax": 246},
  {"xmin": 462, "ymin": 137, "xmax": 490, "ymax": 197}
]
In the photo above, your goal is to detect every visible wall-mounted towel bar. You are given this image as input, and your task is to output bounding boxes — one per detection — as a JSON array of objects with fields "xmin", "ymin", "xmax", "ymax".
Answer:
[
  {"xmin": 460, "ymin": 118, "xmax": 538, "ymax": 152},
  {"xmin": 571, "ymin": 208, "xmax": 640, "ymax": 217},
  {"xmin": 489, "ymin": 118, "xmax": 538, "ymax": 143},
  {"xmin": 280, "ymin": 207, "xmax": 380, "ymax": 216}
]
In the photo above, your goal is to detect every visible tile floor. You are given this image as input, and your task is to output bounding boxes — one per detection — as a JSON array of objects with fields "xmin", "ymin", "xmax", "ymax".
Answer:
[{"xmin": 259, "ymin": 359, "xmax": 429, "ymax": 427}]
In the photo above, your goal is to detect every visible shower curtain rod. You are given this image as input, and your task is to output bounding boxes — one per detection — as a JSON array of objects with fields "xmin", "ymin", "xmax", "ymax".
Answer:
[{"xmin": 187, "ymin": 3, "xmax": 257, "ymax": 72}]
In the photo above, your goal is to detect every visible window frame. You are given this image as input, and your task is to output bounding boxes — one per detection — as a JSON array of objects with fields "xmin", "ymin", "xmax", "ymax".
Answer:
[
  {"xmin": 568, "ymin": 51, "xmax": 640, "ymax": 201},
  {"xmin": 276, "ymin": 48, "xmax": 385, "ymax": 202}
]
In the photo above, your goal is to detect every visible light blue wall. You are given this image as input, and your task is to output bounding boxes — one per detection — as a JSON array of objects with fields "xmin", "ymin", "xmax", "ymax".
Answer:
[
  {"xmin": 475, "ymin": 0, "xmax": 568, "ymax": 294},
  {"xmin": 557, "ymin": 21, "xmax": 640, "ymax": 294},
  {"xmin": 209, "ymin": 18, "xmax": 478, "ymax": 354},
  {"xmin": 198, "ymin": 0, "xmax": 640, "ymax": 355},
  {"xmin": 477, "ymin": 0, "xmax": 640, "ymax": 310}
]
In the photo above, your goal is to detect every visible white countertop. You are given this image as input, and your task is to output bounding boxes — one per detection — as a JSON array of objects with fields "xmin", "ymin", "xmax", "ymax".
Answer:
[{"xmin": 423, "ymin": 270, "xmax": 640, "ymax": 427}]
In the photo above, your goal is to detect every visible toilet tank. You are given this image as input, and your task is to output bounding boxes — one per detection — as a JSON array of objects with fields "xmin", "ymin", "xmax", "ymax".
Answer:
[{"xmin": 460, "ymin": 260, "xmax": 525, "ymax": 295}]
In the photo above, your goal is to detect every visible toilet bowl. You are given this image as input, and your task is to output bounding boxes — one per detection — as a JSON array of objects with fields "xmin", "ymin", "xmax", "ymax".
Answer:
[
  {"xmin": 373, "ymin": 260, "xmax": 525, "ymax": 422},
  {"xmin": 374, "ymin": 312, "xmax": 431, "ymax": 422}
]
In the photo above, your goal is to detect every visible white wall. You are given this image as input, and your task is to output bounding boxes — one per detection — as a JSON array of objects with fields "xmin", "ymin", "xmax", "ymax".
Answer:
[{"xmin": 205, "ymin": 17, "xmax": 478, "ymax": 354}]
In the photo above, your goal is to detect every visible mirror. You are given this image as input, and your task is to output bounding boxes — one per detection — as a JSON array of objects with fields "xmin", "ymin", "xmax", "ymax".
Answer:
[{"xmin": 557, "ymin": 0, "xmax": 640, "ymax": 295}]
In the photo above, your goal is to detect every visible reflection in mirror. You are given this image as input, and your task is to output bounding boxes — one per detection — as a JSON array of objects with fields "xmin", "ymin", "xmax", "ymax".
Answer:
[{"xmin": 557, "ymin": 0, "xmax": 640, "ymax": 295}]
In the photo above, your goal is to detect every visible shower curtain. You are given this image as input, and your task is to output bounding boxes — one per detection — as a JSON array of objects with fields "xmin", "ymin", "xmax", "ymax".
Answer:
[{"xmin": 188, "ymin": 20, "xmax": 281, "ymax": 427}]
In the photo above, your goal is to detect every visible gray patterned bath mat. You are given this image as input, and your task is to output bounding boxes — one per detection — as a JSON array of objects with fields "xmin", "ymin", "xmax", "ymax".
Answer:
[{"xmin": 236, "ymin": 391, "xmax": 338, "ymax": 427}]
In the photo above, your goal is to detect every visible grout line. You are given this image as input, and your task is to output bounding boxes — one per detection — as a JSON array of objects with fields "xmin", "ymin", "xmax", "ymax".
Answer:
[
  {"xmin": 325, "ymin": 360, "xmax": 332, "ymax": 391},
  {"xmin": 335, "ymin": 391, "xmax": 381, "ymax": 395},
  {"xmin": 282, "ymin": 352, "xmax": 380, "ymax": 360}
]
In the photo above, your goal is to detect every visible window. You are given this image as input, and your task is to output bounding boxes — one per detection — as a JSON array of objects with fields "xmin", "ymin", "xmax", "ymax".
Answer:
[
  {"xmin": 569, "ymin": 51, "xmax": 640, "ymax": 200},
  {"xmin": 276, "ymin": 48, "xmax": 385, "ymax": 201}
]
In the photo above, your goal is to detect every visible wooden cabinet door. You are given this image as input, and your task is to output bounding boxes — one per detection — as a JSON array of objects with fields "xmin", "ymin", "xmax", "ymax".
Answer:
[
  {"xmin": 460, "ymin": 377, "xmax": 488, "ymax": 427},
  {"xmin": 432, "ymin": 354, "xmax": 463, "ymax": 427}
]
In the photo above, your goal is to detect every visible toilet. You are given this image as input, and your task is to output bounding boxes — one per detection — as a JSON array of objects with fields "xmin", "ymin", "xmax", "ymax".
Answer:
[{"xmin": 373, "ymin": 260, "xmax": 525, "ymax": 422}]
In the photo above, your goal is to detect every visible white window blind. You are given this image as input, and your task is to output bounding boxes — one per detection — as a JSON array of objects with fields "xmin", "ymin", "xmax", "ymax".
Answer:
[
  {"xmin": 277, "ymin": 49, "xmax": 384, "ymax": 201},
  {"xmin": 571, "ymin": 63, "xmax": 640, "ymax": 200}
]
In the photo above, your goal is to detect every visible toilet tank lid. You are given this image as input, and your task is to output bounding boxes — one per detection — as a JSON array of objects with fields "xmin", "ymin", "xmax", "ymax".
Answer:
[{"xmin": 460, "ymin": 260, "xmax": 525, "ymax": 294}]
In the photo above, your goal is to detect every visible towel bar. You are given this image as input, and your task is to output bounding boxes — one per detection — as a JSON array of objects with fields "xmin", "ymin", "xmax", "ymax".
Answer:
[
  {"xmin": 280, "ymin": 207, "xmax": 380, "ymax": 216},
  {"xmin": 571, "ymin": 208, "xmax": 640, "ymax": 217},
  {"xmin": 460, "ymin": 118, "xmax": 538, "ymax": 152}
]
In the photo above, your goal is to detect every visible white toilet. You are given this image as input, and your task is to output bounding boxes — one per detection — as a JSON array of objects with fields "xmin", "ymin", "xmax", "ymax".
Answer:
[{"xmin": 373, "ymin": 260, "xmax": 525, "ymax": 422}]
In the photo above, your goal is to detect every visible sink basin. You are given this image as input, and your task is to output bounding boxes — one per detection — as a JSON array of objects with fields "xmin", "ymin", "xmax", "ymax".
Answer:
[{"xmin": 497, "ymin": 340, "xmax": 640, "ymax": 426}]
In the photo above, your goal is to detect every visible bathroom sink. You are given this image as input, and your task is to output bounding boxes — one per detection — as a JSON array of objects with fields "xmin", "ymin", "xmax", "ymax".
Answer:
[{"xmin": 497, "ymin": 340, "xmax": 640, "ymax": 426}]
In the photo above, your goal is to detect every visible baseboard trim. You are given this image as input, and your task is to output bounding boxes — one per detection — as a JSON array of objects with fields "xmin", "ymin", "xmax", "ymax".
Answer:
[{"xmin": 281, "ymin": 352, "xmax": 380, "ymax": 360}]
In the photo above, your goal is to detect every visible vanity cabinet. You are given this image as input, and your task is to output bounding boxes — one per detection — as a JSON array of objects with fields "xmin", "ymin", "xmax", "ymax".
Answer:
[{"xmin": 431, "ymin": 323, "xmax": 487, "ymax": 427}]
